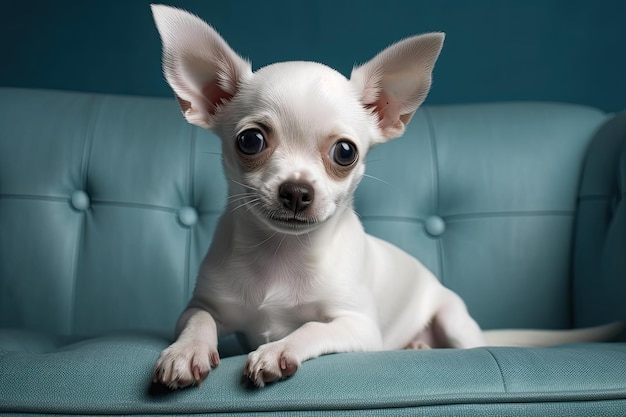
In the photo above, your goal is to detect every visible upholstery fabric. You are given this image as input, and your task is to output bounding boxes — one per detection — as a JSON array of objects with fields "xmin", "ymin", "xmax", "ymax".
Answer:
[
  {"xmin": 358, "ymin": 103, "xmax": 608, "ymax": 329},
  {"xmin": 0, "ymin": 88, "xmax": 624, "ymax": 416},
  {"xmin": 573, "ymin": 109, "xmax": 626, "ymax": 327},
  {"xmin": 0, "ymin": 88, "xmax": 224, "ymax": 336},
  {"xmin": 1, "ymin": 331, "xmax": 625, "ymax": 416}
]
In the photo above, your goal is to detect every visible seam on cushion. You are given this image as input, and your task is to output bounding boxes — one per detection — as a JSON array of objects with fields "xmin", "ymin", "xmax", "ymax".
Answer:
[
  {"xmin": 184, "ymin": 125, "xmax": 197, "ymax": 301},
  {"xmin": 483, "ymin": 347, "xmax": 509, "ymax": 393},
  {"xmin": 445, "ymin": 210, "xmax": 573, "ymax": 222},
  {"xmin": 437, "ymin": 238, "xmax": 445, "ymax": 283},
  {"xmin": 0, "ymin": 194, "xmax": 69, "ymax": 202},
  {"xmin": 0, "ymin": 195, "xmax": 223, "ymax": 217},
  {"xmin": 70, "ymin": 200, "xmax": 216, "ymax": 216},
  {"xmin": 361, "ymin": 215, "xmax": 425, "ymax": 223},
  {"xmin": 421, "ymin": 108, "xmax": 440, "ymax": 216},
  {"xmin": 70, "ymin": 94, "xmax": 101, "ymax": 334},
  {"xmin": 422, "ymin": 107, "xmax": 445, "ymax": 282},
  {"xmin": 197, "ymin": 209, "xmax": 222, "ymax": 215},
  {"xmin": 89, "ymin": 200, "xmax": 177, "ymax": 213},
  {"xmin": 187, "ymin": 125, "xmax": 197, "ymax": 207},
  {"xmin": 79, "ymin": 98, "xmax": 99, "ymax": 189}
]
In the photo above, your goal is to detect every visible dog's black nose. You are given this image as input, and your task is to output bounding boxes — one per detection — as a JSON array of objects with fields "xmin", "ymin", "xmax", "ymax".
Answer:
[{"xmin": 279, "ymin": 182, "xmax": 314, "ymax": 213}]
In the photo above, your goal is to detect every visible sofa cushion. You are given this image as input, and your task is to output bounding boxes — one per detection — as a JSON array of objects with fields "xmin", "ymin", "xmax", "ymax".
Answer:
[
  {"xmin": 1, "ymin": 330, "xmax": 625, "ymax": 416},
  {"xmin": 0, "ymin": 88, "xmax": 610, "ymax": 337}
]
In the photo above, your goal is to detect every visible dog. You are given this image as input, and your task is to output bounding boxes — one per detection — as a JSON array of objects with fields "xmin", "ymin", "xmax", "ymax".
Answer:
[{"xmin": 150, "ymin": 5, "xmax": 622, "ymax": 389}]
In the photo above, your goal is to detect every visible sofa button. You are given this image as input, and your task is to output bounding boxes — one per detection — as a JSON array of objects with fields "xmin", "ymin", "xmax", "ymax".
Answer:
[
  {"xmin": 178, "ymin": 206, "xmax": 198, "ymax": 227},
  {"xmin": 70, "ymin": 190, "xmax": 90, "ymax": 211},
  {"xmin": 425, "ymin": 215, "xmax": 446, "ymax": 237}
]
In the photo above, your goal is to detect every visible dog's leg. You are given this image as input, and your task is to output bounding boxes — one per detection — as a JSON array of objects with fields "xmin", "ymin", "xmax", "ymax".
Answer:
[
  {"xmin": 244, "ymin": 314, "xmax": 382, "ymax": 387},
  {"xmin": 153, "ymin": 308, "xmax": 220, "ymax": 389},
  {"xmin": 430, "ymin": 290, "xmax": 485, "ymax": 348}
]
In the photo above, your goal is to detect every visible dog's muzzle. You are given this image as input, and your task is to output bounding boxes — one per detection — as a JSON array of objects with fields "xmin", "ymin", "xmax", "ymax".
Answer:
[
  {"xmin": 278, "ymin": 181, "xmax": 314, "ymax": 214},
  {"xmin": 253, "ymin": 181, "xmax": 320, "ymax": 234}
]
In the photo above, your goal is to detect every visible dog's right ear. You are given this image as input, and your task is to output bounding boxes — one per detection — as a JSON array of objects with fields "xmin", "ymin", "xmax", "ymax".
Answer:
[{"xmin": 151, "ymin": 5, "xmax": 252, "ymax": 129}]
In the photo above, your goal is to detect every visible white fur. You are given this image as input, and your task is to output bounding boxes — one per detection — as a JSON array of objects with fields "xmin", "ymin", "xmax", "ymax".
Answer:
[{"xmin": 150, "ymin": 5, "xmax": 622, "ymax": 389}]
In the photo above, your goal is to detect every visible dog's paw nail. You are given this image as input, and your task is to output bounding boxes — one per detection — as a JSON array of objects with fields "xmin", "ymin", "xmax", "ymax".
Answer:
[
  {"xmin": 211, "ymin": 351, "xmax": 220, "ymax": 367},
  {"xmin": 152, "ymin": 367, "xmax": 164, "ymax": 384},
  {"xmin": 405, "ymin": 341, "xmax": 432, "ymax": 350},
  {"xmin": 280, "ymin": 355, "xmax": 299, "ymax": 377}
]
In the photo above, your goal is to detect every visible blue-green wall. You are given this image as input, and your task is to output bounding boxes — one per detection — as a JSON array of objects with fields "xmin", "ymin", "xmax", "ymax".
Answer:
[{"xmin": 1, "ymin": 0, "xmax": 624, "ymax": 111}]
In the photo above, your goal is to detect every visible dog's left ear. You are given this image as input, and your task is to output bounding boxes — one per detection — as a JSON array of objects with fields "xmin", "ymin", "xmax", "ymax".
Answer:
[{"xmin": 350, "ymin": 33, "xmax": 444, "ymax": 141}]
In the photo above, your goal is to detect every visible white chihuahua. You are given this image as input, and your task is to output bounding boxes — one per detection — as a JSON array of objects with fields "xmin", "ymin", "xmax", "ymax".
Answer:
[{"xmin": 150, "ymin": 5, "xmax": 620, "ymax": 389}]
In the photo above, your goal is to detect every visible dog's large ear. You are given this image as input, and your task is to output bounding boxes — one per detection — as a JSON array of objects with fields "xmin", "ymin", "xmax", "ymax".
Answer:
[
  {"xmin": 151, "ymin": 4, "xmax": 252, "ymax": 129},
  {"xmin": 350, "ymin": 33, "xmax": 444, "ymax": 141}
]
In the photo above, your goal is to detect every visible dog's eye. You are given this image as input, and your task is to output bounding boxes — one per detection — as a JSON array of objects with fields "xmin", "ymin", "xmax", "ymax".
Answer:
[
  {"xmin": 331, "ymin": 140, "xmax": 358, "ymax": 167},
  {"xmin": 237, "ymin": 129, "xmax": 265, "ymax": 155}
]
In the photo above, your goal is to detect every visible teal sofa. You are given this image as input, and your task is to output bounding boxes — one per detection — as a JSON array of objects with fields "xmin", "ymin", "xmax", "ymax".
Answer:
[{"xmin": 1, "ymin": 87, "xmax": 625, "ymax": 416}]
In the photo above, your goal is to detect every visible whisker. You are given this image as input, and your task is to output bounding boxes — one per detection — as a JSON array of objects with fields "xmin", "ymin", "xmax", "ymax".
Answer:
[
  {"xmin": 274, "ymin": 234, "xmax": 287, "ymax": 257},
  {"xmin": 336, "ymin": 201, "xmax": 361, "ymax": 219},
  {"xmin": 243, "ymin": 201, "xmax": 263, "ymax": 214},
  {"xmin": 230, "ymin": 198, "xmax": 260, "ymax": 214},
  {"xmin": 294, "ymin": 230, "xmax": 313, "ymax": 246},
  {"xmin": 230, "ymin": 179, "xmax": 259, "ymax": 192},
  {"xmin": 227, "ymin": 193, "xmax": 257, "ymax": 203},
  {"xmin": 362, "ymin": 173, "xmax": 394, "ymax": 189},
  {"xmin": 248, "ymin": 232, "xmax": 278, "ymax": 249}
]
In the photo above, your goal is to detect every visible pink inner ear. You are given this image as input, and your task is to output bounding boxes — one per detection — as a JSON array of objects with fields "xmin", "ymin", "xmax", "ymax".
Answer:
[
  {"xmin": 202, "ymin": 83, "xmax": 235, "ymax": 116},
  {"xmin": 367, "ymin": 91, "xmax": 402, "ymax": 131}
]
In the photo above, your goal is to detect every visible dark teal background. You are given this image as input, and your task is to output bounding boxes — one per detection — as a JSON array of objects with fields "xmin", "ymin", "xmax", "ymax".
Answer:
[{"xmin": 1, "ymin": 0, "xmax": 624, "ymax": 111}]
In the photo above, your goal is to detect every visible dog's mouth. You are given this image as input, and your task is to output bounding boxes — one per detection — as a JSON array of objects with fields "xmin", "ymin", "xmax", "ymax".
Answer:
[
  {"xmin": 231, "ymin": 191, "xmax": 327, "ymax": 234},
  {"xmin": 266, "ymin": 213, "xmax": 319, "ymax": 233}
]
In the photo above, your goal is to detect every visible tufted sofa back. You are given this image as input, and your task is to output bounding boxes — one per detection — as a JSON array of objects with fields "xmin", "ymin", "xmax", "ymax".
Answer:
[
  {"xmin": 1, "ymin": 89, "xmax": 225, "ymax": 335},
  {"xmin": 0, "ymin": 88, "xmax": 614, "ymax": 337}
]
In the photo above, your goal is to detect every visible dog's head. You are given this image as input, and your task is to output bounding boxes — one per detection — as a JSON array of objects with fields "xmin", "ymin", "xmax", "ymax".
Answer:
[{"xmin": 152, "ymin": 5, "xmax": 444, "ymax": 235}]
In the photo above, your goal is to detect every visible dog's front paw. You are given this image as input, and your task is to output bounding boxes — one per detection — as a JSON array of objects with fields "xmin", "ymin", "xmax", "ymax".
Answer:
[
  {"xmin": 244, "ymin": 341, "xmax": 300, "ymax": 388},
  {"xmin": 153, "ymin": 340, "xmax": 220, "ymax": 389}
]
